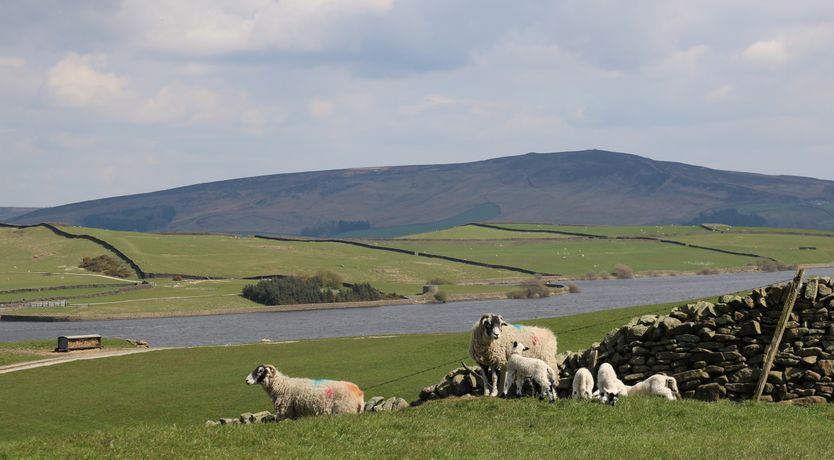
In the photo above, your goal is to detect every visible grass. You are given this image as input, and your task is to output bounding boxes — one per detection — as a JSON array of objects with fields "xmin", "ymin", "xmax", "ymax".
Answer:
[
  {"xmin": 381, "ymin": 238, "xmax": 754, "ymax": 276},
  {"xmin": 398, "ymin": 224, "xmax": 568, "ymax": 240},
  {"xmin": 55, "ymin": 226, "xmax": 520, "ymax": 295},
  {"xmin": 0, "ymin": 338, "xmax": 139, "ymax": 367},
  {"xmin": 675, "ymin": 232, "xmax": 834, "ymax": 265},
  {"xmin": 0, "ymin": 226, "xmax": 138, "ymax": 289},
  {"xmin": 0, "ymin": 285, "xmax": 134, "ymax": 303},
  {"xmin": 2, "ymin": 295, "xmax": 834, "ymax": 457},
  {"xmin": 493, "ymin": 223, "xmax": 711, "ymax": 237}
]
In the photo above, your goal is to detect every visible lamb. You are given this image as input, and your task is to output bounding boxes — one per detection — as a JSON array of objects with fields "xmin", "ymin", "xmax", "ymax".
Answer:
[
  {"xmin": 503, "ymin": 341, "xmax": 558, "ymax": 402},
  {"xmin": 626, "ymin": 374, "xmax": 680, "ymax": 401},
  {"xmin": 245, "ymin": 364, "xmax": 365, "ymax": 420},
  {"xmin": 571, "ymin": 367, "xmax": 594, "ymax": 400},
  {"xmin": 595, "ymin": 362, "xmax": 628, "ymax": 405},
  {"xmin": 469, "ymin": 313, "xmax": 558, "ymax": 396}
]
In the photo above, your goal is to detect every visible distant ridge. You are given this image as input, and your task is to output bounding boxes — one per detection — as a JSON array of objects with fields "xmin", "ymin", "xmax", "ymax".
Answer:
[{"xmin": 11, "ymin": 150, "xmax": 834, "ymax": 235}]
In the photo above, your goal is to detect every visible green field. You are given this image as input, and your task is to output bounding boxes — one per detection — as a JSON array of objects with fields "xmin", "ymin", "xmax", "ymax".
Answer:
[
  {"xmin": 2, "ymin": 298, "xmax": 834, "ymax": 458},
  {"xmin": 399, "ymin": 224, "xmax": 568, "ymax": 240},
  {"xmin": 381, "ymin": 238, "xmax": 754, "ymax": 276},
  {"xmin": 494, "ymin": 223, "xmax": 711, "ymax": 237},
  {"xmin": 675, "ymin": 233, "xmax": 834, "ymax": 265},
  {"xmin": 56, "ymin": 226, "xmax": 519, "ymax": 294},
  {"xmin": 0, "ymin": 338, "xmax": 139, "ymax": 367}
]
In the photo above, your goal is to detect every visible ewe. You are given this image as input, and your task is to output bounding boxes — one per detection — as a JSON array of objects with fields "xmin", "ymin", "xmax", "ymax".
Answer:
[
  {"xmin": 469, "ymin": 313, "xmax": 558, "ymax": 396},
  {"xmin": 245, "ymin": 364, "xmax": 365, "ymax": 419}
]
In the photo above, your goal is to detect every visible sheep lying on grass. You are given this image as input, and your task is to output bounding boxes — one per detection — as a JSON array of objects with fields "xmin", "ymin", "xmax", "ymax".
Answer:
[
  {"xmin": 245, "ymin": 364, "xmax": 365, "ymax": 420},
  {"xmin": 503, "ymin": 341, "xmax": 558, "ymax": 402},
  {"xmin": 571, "ymin": 367, "xmax": 594, "ymax": 400},
  {"xmin": 626, "ymin": 374, "xmax": 681, "ymax": 401},
  {"xmin": 595, "ymin": 363, "xmax": 628, "ymax": 405},
  {"xmin": 469, "ymin": 313, "xmax": 558, "ymax": 396}
]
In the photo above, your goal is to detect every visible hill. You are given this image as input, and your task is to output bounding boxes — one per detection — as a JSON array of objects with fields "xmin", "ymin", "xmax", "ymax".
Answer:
[
  {"xmin": 0, "ymin": 207, "xmax": 39, "ymax": 222},
  {"xmin": 11, "ymin": 150, "xmax": 834, "ymax": 235}
]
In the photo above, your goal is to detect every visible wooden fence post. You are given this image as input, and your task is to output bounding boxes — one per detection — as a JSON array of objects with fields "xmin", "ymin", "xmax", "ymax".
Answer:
[{"xmin": 753, "ymin": 268, "xmax": 805, "ymax": 401}]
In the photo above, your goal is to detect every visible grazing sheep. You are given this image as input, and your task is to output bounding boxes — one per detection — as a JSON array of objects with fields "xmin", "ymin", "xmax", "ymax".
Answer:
[
  {"xmin": 571, "ymin": 367, "xmax": 594, "ymax": 400},
  {"xmin": 596, "ymin": 363, "xmax": 628, "ymax": 405},
  {"xmin": 627, "ymin": 374, "xmax": 680, "ymax": 401},
  {"xmin": 503, "ymin": 341, "xmax": 558, "ymax": 402},
  {"xmin": 469, "ymin": 313, "xmax": 558, "ymax": 396},
  {"xmin": 245, "ymin": 364, "xmax": 365, "ymax": 420}
]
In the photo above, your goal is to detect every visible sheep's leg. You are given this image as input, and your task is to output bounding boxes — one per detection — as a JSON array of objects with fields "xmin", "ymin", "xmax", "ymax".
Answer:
[
  {"xmin": 515, "ymin": 376, "xmax": 524, "ymax": 397},
  {"xmin": 479, "ymin": 366, "xmax": 491, "ymax": 396},
  {"xmin": 502, "ymin": 370, "xmax": 514, "ymax": 397},
  {"xmin": 489, "ymin": 369, "xmax": 500, "ymax": 397}
]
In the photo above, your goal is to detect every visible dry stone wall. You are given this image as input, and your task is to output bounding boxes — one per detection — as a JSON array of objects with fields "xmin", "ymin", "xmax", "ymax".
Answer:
[{"xmin": 557, "ymin": 277, "xmax": 834, "ymax": 404}]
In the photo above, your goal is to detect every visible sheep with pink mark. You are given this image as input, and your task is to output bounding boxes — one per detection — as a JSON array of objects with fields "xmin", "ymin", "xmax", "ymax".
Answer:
[
  {"xmin": 245, "ymin": 364, "xmax": 365, "ymax": 420},
  {"xmin": 469, "ymin": 313, "xmax": 558, "ymax": 397}
]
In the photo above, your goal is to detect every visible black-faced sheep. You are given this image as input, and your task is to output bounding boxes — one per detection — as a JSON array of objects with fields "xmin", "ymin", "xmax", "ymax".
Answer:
[
  {"xmin": 504, "ymin": 341, "xmax": 558, "ymax": 402},
  {"xmin": 469, "ymin": 313, "xmax": 558, "ymax": 396},
  {"xmin": 245, "ymin": 364, "xmax": 365, "ymax": 419},
  {"xmin": 595, "ymin": 362, "xmax": 628, "ymax": 405}
]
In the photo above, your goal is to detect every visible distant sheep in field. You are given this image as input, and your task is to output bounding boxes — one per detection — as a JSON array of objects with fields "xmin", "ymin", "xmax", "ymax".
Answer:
[
  {"xmin": 245, "ymin": 364, "xmax": 365, "ymax": 420},
  {"xmin": 503, "ymin": 341, "xmax": 558, "ymax": 402},
  {"xmin": 571, "ymin": 367, "xmax": 594, "ymax": 400},
  {"xmin": 469, "ymin": 313, "xmax": 558, "ymax": 396},
  {"xmin": 626, "ymin": 374, "xmax": 680, "ymax": 401}
]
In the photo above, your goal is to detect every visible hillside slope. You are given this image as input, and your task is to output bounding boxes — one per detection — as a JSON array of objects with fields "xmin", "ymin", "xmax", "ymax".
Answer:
[{"xmin": 11, "ymin": 150, "xmax": 834, "ymax": 234}]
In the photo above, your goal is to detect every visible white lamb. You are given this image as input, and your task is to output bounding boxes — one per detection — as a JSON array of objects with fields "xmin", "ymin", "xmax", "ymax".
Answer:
[
  {"xmin": 571, "ymin": 367, "xmax": 594, "ymax": 400},
  {"xmin": 245, "ymin": 364, "xmax": 365, "ymax": 420},
  {"xmin": 503, "ymin": 341, "xmax": 558, "ymax": 402},
  {"xmin": 595, "ymin": 362, "xmax": 628, "ymax": 405},
  {"xmin": 626, "ymin": 374, "xmax": 680, "ymax": 401},
  {"xmin": 469, "ymin": 313, "xmax": 558, "ymax": 397}
]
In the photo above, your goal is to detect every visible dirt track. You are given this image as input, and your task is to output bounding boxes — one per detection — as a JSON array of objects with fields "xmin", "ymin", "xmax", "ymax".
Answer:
[{"xmin": 0, "ymin": 347, "xmax": 167, "ymax": 375}]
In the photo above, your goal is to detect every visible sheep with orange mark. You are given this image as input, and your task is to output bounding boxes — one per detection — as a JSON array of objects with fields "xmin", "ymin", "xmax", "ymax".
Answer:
[
  {"xmin": 469, "ymin": 313, "xmax": 558, "ymax": 396},
  {"xmin": 245, "ymin": 364, "xmax": 365, "ymax": 420}
]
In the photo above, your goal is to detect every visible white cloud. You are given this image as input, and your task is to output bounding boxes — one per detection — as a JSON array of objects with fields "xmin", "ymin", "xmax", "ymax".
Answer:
[
  {"xmin": 46, "ymin": 53, "xmax": 130, "ymax": 108},
  {"xmin": 0, "ymin": 57, "xmax": 25, "ymax": 69},
  {"xmin": 743, "ymin": 39, "xmax": 788, "ymax": 64},
  {"xmin": 119, "ymin": 0, "xmax": 394, "ymax": 56},
  {"xmin": 308, "ymin": 97, "xmax": 336, "ymax": 118},
  {"xmin": 706, "ymin": 84, "xmax": 734, "ymax": 104}
]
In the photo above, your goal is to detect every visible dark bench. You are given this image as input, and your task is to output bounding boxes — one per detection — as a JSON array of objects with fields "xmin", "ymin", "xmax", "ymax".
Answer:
[{"xmin": 56, "ymin": 334, "xmax": 102, "ymax": 352}]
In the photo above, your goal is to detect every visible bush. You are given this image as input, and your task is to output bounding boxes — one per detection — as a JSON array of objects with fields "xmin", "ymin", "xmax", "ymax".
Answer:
[
  {"xmin": 312, "ymin": 270, "xmax": 344, "ymax": 289},
  {"xmin": 753, "ymin": 258, "xmax": 779, "ymax": 272},
  {"xmin": 427, "ymin": 278, "xmax": 452, "ymax": 285},
  {"xmin": 79, "ymin": 255, "xmax": 132, "ymax": 278},
  {"xmin": 507, "ymin": 282, "xmax": 551, "ymax": 299},
  {"xmin": 433, "ymin": 291, "xmax": 448, "ymax": 303},
  {"xmin": 242, "ymin": 276, "xmax": 385, "ymax": 306},
  {"xmin": 566, "ymin": 283, "xmax": 581, "ymax": 293},
  {"xmin": 697, "ymin": 268, "xmax": 720, "ymax": 275},
  {"xmin": 613, "ymin": 264, "xmax": 634, "ymax": 279}
]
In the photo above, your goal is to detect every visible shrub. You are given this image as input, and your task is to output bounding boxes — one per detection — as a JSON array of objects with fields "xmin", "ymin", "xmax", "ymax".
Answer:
[
  {"xmin": 79, "ymin": 255, "xmax": 132, "ymax": 278},
  {"xmin": 753, "ymin": 258, "xmax": 779, "ymax": 272},
  {"xmin": 172, "ymin": 275, "xmax": 183, "ymax": 281},
  {"xmin": 312, "ymin": 270, "xmax": 344, "ymax": 289},
  {"xmin": 613, "ymin": 264, "xmax": 634, "ymax": 279},
  {"xmin": 242, "ymin": 276, "xmax": 385, "ymax": 306},
  {"xmin": 433, "ymin": 291, "xmax": 448, "ymax": 303},
  {"xmin": 506, "ymin": 282, "xmax": 551, "ymax": 299},
  {"xmin": 427, "ymin": 278, "xmax": 452, "ymax": 285},
  {"xmin": 697, "ymin": 268, "xmax": 720, "ymax": 275},
  {"xmin": 566, "ymin": 283, "xmax": 581, "ymax": 293}
]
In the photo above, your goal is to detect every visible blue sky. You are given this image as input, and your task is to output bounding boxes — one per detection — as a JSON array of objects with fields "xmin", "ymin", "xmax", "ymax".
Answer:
[{"xmin": 2, "ymin": 0, "xmax": 833, "ymax": 207}]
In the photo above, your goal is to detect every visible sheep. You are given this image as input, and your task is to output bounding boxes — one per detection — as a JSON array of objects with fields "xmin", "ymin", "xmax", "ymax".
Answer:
[
  {"xmin": 469, "ymin": 313, "xmax": 558, "ymax": 396},
  {"xmin": 503, "ymin": 341, "xmax": 558, "ymax": 402},
  {"xmin": 571, "ymin": 367, "xmax": 594, "ymax": 400},
  {"xmin": 245, "ymin": 364, "xmax": 365, "ymax": 420},
  {"xmin": 626, "ymin": 374, "xmax": 680, "ymax": 401},
  {"xmin": 595, "ymin": 362, "xmax": 628, "ymax": 405}
]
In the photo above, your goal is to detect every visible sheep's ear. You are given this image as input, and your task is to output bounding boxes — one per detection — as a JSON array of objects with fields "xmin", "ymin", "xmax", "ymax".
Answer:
[
  {"xmin": 513, "ymin": 341, "xmax": 518, "ymax": 347},
  {"xmin": 523, "ymin": 345, "xmax": 530, "ymax": 351},
  {"xmin": 500, "ymin": 320, "xmax": 509, "ymax": 327}
]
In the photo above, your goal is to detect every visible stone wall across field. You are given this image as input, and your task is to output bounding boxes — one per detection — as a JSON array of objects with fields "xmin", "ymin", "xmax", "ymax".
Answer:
[{"xmin": 557, "ymin": 276, "xmax": 834, "ymax": 404}]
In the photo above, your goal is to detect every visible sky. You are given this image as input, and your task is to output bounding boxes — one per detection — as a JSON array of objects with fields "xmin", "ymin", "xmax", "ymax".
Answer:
[{"xmin": 1, "ymin": 1, "xmax": 833, "ymax": 207}]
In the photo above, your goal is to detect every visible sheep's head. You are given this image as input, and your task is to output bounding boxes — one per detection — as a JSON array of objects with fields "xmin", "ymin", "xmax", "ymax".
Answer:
[
  {"xmin": 601, "ymin": 391, "xmax": 620, "ymax": 406},
  {"xmin": 478, "ymin": 313, "xmax": 509, "ymax": 340},
  {"xmin": 510, "ymin": 341, "xmax": 530, "ymax": 356},
  {"xmin": 245, "ymin": 364, "xmax": 277, "ymax": 386}
]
